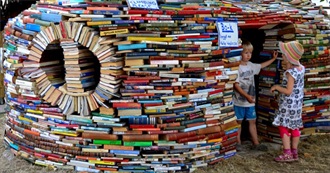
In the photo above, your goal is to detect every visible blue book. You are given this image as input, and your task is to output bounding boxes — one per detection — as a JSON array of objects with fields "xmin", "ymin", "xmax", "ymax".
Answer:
[
  {"xmin": 118, "ymin": 43, "xmax": 147, "ymax": 51},
  {"xmin": 41, "ymin": 13, "xmax": 62, "ymax": 23},
  {"xmin": 122, "ymin": 166, "xmax": 150, "ymax": 169},
  {"xmin": 75, "ymin": 144, "xmax": 98, "ymax": 149},
  {"xmin": 93, "ymin": 10, "xmax": 121, "ymax": 15},
  {"xmin": 47, "ymin": 117, "xmax": 70, "ymax": 124},
  {"xmin": 118, "ymin": 170, "xmax": 147, "ymax": 173},
  {"xmin": 172, "ymin": 17, "xmax": 185, "ymax": 20},
  {"xmin": 137, "ymin": 99, "xmax": 163, "ymax": 103},
  {"xmin": 120, "ymin": 115, "xmax": 148, "ymax": 119},
  {"xmin": 22, "ymin": 29, "xmax": 37, "ymax": 36},
  {"xmin": 115, "ymin": 20, "xmax": 144, "ymax": 24},
  {"xmin": 161, "ymin": 114, "xmax": 185, "ymax": 120},
  {"xmin": 225, "ymin": 128, "xmax": 239, "ymax": 135},
  {"xmin": 173, "ymin": 107, "xmax": 194, "ymax": 113},
  {"xmin": 126, "ymin": 51, "xmax": 158, "ymax": 57},
  {"xmin": 30, "ymin": 14, "xmax": 42, "ymax": 20},
  {"xmin": 186, "ymin": 38, "xmax": 216, "ymax": 41},
  {"xmin": 172, "ymin": 29, "xmax": 205, "ymax": 34},
  {"xmin": 110, "ymin": 150, "xmax": 140, "ymax": 155},
  {"xmin": 200, "ymin": 142, "xmax": 215, "ymax": 147},
  {"xmin": 80, "ymin": 71, "xmax": 94, "ymax": 77},
  {"xmin": 24, "ymin": 114, "xmax": 38, "ymax": 122},
  {"xmin": 91, "ymin": 17, "xmax": 122, "ymax": 21}
]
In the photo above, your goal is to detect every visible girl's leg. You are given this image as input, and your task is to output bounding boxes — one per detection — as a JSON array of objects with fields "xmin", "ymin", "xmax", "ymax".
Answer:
[
  {"xmin": 278, "ymin": 126, "xmax": 291, "ymax": 149},
  {"xmin": 291, "ymin": 129, "xmax": 300, "ymax": 160},
  {"xmin": 275, "ymin": 126, "xmax": 293, "ymax": 162}
]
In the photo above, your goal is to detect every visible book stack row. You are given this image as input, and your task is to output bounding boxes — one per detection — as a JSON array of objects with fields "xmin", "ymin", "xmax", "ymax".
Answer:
[
  {"xmin": 62, "ymin": 40, "xmax": 97, "ymax": 93},
  {"xmin": 292, "ymin": 17, "xmax": 330, "ymax": 135},
  {"xmin": 255, "ymin": 23, "xmax": 286, "ymax": 143}
]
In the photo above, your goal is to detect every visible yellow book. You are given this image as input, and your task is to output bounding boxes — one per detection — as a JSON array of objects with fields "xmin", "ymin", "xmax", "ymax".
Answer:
[
  {"xmin": 208, "ymin": 138, "xmax": 223, "ymax": 143},
  {"xmin": 18, "ymin": 116, "xmax": 33, "ymax": 123},
  {"xmin": 100, "ymin": 29, "xmax": 129, "ymax": 36},
  {"xmin": 161, "ymin": 7, "xmax": 182, "ymax": 10},
  {"xmin": 51, "ymin": 131, "xmax": 78, "ymax": 137},
  {"xmin": 128, "ymin": 36, "xmax": 173, "ymax": 42},
  {"xmin": 224, "ymin": 125, "xmax": 240, "ymax": 132},
  {"xmin": 89, "ymin": 160, "xmax": 115, "ymax": 165},
  {"xmin": 206, "ymin": 26, "xmax": 216, "ymax": 30},
  {"xmin": 82, "ymin": 148, "xmax": 109, "ymax": 153},
  {"xmin": 87, "ymin": 21, "xmax": 112, "ymax": 26},
  {"xmin": 26, "ymin": 109, "xmax": 43, "ymax": 115}
]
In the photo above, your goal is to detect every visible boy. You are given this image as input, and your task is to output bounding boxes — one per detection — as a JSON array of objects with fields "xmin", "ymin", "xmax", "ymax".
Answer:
[{"xmin": 233, "ymin": 40, "xmax": 278, "ymax": 151}]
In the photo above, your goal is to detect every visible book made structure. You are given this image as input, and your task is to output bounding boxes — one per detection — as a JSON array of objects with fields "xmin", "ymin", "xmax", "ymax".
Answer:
[{"xmin": 2, "ymin": 0, "xmax": 330, "ymax": 172}]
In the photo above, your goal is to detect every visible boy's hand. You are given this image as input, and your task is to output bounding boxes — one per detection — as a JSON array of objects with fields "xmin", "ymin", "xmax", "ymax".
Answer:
[
  {"xmin": 273, "ymin": 50, "xmax": 278, "ymax": 59},
  {"xmin": 246, "ymin": 95, "xmax": 255, "ymax": 103},
  {"xmin": 270, "ymin": 85, "xmax": 278, "ymax": 92}
]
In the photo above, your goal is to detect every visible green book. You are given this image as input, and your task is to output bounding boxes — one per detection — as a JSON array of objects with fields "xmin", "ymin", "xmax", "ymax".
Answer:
[
  {"xmin": 124, "ymin": 141, "xmax": 152, "ymax": 147},
  {"xmin": 92, "ymin": 112, "xmax": 114, "ymax": 117},
  {"xmin": 93, "ymin": 140, "xmax": 122, "ymax": 145}
]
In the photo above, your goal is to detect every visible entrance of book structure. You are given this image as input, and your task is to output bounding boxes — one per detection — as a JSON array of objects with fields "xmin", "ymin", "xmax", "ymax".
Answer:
[{"xmin": 238, "ymin": 28, "xmax": 268, "ymax": 143}]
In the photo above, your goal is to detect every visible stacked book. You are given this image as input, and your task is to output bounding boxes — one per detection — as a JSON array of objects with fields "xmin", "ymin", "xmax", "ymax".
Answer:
[
  {"xmin": 289, "ymin": 14, "xmax": 330, "ymax": 135},
  {"xmin": 256, "ymin": 23, "xmax": 284, "ymax": 143},
  {"xmin": 62, "ymin": 40, "xmax": 97, "ymax": 93}
]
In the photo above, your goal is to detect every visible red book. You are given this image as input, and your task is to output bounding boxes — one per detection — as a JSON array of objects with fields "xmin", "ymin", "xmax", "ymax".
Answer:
[
  {"xmin": 130, "ymin": 16, "xmax": 157, "ymax": 20},
  {"xmin": 130, "ymin": 124, "xmax": 155, "ymax": 128},
  {"xmin": 127, "ymin": 76, "xmax": 160, "ymax": 80},
  {"xmin": 132, "ymin": 128, "xmax": 161, "ymax": 131},
  {"xmin": 177, "ymin": 35, "xmax": 210, "ymax": 40},
  {"xmin": 143, "ymin": 103, "xmax": 164, "ymax": 107},
  {"xmin": 148, "ymin": 130, "xmax": 178, "ymax": 134},
  {"xmin": 113, "ymin": 102, "xmax": 141, "ymax": 108},
  {"xmin": 56, "ymin": 124, "xmax": 79, "ymax": 129},
  {"xmin": 123, "ymin": 79, "xmax": 150, "ymax": 84},
  {"xmin": 127, "ymin": 10, "xmax": 163, "ymax": 14},
  {"xmin": 209, "ymin": 89, "xmax": 224, "ymax": 95},
  {"xmin": 177, "ymin": 135, "xmax": 206, "ymax": 143}
]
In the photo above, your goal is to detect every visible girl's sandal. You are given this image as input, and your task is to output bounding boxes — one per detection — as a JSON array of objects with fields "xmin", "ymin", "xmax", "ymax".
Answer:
[
  {"xmin": 274, "ymin": 153, "xmax": 294, "ymax": 162},
  {"xmin": 292, "ymin": 154, "xmax": 299, "ymax": 161}
]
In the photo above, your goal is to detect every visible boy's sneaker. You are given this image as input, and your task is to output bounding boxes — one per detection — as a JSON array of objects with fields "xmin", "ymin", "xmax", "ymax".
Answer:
[
  {"xmin": 251, "ymin": 144, "xmax": 268, "ymax": 151},
  {"xmin": 236, "ymin": 144, "xmax": 243, "ymax": 151}
]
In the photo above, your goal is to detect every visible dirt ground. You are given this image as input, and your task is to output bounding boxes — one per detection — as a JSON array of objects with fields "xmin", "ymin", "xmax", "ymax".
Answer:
[{"xmin": 0, "ymin": 113, "xmax": 329, "ymax": 173}]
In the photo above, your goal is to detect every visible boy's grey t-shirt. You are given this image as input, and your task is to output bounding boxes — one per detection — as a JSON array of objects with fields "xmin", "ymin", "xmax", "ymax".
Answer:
[{"xmin": 233, "ymin": 61, "xmax": 261, "ymax": 107}]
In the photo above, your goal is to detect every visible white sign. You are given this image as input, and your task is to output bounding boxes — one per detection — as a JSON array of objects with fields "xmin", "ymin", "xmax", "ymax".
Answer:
[
  {"xmin": 216, "ymin": 21, "xmax": 239, "ymax": 48},
  {"xmin": 127, "ymin": 0, "xmax": 159, "ymax": 10}
]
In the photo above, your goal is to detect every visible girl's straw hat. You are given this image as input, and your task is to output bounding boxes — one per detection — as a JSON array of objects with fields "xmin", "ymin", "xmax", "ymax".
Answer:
[{"xmin": 279, "ymin": 41, "xmax": 304, "ymax": 65}]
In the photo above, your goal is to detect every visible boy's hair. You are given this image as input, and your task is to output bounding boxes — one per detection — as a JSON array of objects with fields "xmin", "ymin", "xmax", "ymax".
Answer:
[{"xmin": 241, "ymin": 40, "xmax": 253, "ymax": 50}]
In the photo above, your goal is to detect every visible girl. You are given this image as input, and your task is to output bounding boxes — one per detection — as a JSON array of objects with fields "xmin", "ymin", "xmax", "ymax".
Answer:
[{"xmin": 270, "ymin": 41, "xmax": 305, "ymax": 162}]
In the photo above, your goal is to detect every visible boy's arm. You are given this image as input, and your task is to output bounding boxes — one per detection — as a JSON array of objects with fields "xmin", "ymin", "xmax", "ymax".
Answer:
[
  {"xmin": 234, "ymin": 82, "xmax": 255, "ymax": 103},
  {"xmin": 261, "ymin": 51, "xmax": 278, "ymax": 68},
  {"xmin": 270, "ymin": 73, "xmax": 294, "ymax": 96}
]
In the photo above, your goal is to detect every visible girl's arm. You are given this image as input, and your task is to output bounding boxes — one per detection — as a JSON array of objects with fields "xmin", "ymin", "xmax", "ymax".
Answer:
[{"xmin": 270, "ymin": 73, "xmax": 294, "ymax": 96}]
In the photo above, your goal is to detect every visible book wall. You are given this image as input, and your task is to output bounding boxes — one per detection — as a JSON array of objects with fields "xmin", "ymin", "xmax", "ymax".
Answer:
[
  {"xmin": 289, "ymin": 10, "xmax": 330, "ymax": 135},
  {"xmin": 1, "ymin": 1, "xmax": 246, "ymax": 172}
]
